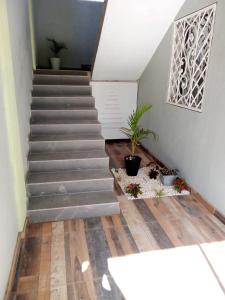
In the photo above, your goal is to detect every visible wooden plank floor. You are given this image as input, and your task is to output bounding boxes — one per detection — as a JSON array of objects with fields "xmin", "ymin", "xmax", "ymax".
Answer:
[{"xmin": 9, "ymin": 141, "xmax": 225, "ymax": 299}]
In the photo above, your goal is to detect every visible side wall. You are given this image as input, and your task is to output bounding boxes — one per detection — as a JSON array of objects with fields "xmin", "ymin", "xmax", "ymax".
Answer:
[
  {"xmin": 7, "ymin": 0, "xmax": 33, "ymax": 173},
  {"xmin": 0, "ymin": 76, "xmax": 19, "ymax": 300},
  {"xmin": 33, "ymin": 0, "xmax": 104, "ymax": 68},
  {"xmin": 0, "ymin": 0, "xmax": 32, "ymax": 296},
  {"xmin": 138, "ymin": 0, "xmax": 225, "ymax": 215}
]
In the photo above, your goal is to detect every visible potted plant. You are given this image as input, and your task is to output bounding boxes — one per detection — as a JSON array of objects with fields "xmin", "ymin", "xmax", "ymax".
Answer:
[
  {"xmin": 160, "ymin": 168, "xmax": 178, "ymax": 186},
  {"xmin": 120, "ymin": 103, "xmax": 158, "ymax": 176},
  {"xmin": 47, "ymin": 38, "xmax": 67, "ymax": 70},
  {"xmin": 173, "ymin": 177, "xmax": 188, "ymax": 193},
  {"xmin": 125, "ymin": 183, "xmax": 142, "ymax": 198}
]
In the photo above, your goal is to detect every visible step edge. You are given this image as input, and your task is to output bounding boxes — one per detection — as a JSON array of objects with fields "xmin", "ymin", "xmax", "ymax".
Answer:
[
  {"xmin": 28, "ymin": 156, "xmax": 109, "ymax": 163},
  {"xmin": 31, "ymin": 108, "xmax": 97, "ymax": 112},
  {"xmin": 29, "ymin": 139, "xmax": 104, "ymax": 143},
  {"xmin": 33, "ymin": 74, "xmax": 89, "ymax": 78},
  {"xmin": 27, "ymin": 176, "xmax": 114, "ymax": 185},
  {"xmin": 28, "ymin": 198, "xmax": 119, "ymax": 212},
  {"xmin": 33, "ymin": 84, "xmax": 91, "ymax": 88},
  {"xmin": 32, "ymin": 96, "xmax": 95, "ymax": 99},
  {"xmin": 30, "ymin": 122, "xmax": 101, "ymax": 126}
]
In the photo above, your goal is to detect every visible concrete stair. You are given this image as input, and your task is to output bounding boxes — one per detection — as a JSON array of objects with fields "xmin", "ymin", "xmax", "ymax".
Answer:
[
  {"xmin": 31, "ymin": 107, "xmax": 98, "ymax": 121},
  {"xmin": 32, "ymin": 96, "xmax": 95, "ymax": 109},
  {"xmin": 29, "ymin": 133, "xmax": 105, "ymax": 153},
  {"xmin": 28, "ymin": 150, "xmax": 109, "ymax": 172},
  {"xmin": 28, "ymin": 191, "xmax": 118, "ymax": 223},
  {"xmin": 27, "ymin": 69, "xmax": 119, "ymax": 223},
  {"xmin": 32, "ymin": 85, "xmax": 92, "ymax": 97}
]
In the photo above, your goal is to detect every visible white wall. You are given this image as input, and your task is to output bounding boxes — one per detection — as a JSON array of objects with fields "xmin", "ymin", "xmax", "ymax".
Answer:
[
  {"xmin": 0, "ymin": 0, "xmax": 33, "ymax": 296},
  {"xmin": 92, "ymin": 0, "xmax": 185, "ymax": 81},
  {"xmin": 33, "ymin": 0, "xmax": 104, "ymax": 68},
  {"xmin": 91, "ymin": 82, "xmax": 137, "ymax": 139},
  {"xmin": 0, "ymin": 76, "xmax": 18, "ymax": 300},
  {"xmin": 138, "ymin": 0, "xmax": 225, "ymax": 215},
  {"xmin": 7, "ymin": 0, "xmax": 33, "ymax": 173}
]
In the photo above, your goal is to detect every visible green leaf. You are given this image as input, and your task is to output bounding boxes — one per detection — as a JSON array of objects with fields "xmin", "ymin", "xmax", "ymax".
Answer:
[
  {"xmin": 47, "ymin": 38, "xmax": 67, "ymax": 56},
  {"xmin": 120, "ymin": 103, "xmax": 158, "ymax": 155}
]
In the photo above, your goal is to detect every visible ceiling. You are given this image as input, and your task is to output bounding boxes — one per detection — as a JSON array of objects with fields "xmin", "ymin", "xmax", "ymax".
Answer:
[{"xmin": 92, "ymin": 0, "xmax": 185, "ymax": 81}]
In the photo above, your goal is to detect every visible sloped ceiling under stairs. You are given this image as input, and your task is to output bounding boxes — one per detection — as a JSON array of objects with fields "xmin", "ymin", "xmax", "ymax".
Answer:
[{"xmin": 92, "ymin": 0, "xmax": 186, "ymax": 81}]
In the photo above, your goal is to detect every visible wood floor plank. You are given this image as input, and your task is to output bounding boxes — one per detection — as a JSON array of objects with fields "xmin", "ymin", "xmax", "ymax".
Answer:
[
  {"xmin": 169, "ymin": 197, "xmax": 225, "ymax": 243},
  {"xmin": 119, "ymin": 196, "xmax": 160, "ymax": 251},
  {"xmin": 50, "ymin": 222, "xmax": 67, "ymax": 299},
  {"xmin": 37, "ymin": 234, "xmax": 51, "ymax": 299},
  {"xmin": 20, "ymin": 237, "xmax": 41, "ymax": 277},
  {"xmin": 65, "ymin": 219, "xmax": 97, "ymax": 299},
  {"xmin": 134, "ymin": 199, "xmax": 174, "ymax": 249},
  {"xmin": 17, "ymin": 275, "xmax": 38, "ymax": 295},
  {"xmin": 101, "ymin": 218, "xmax": 136, "ymax": 256},
  {"xmin": 145, "ymin": 199, "xmax": 208, "ymax": 246}
]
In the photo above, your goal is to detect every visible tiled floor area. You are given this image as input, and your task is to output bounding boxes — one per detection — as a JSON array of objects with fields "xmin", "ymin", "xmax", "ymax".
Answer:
[{"xmin": 9, "ymin": 141, "xmax": 225, "ymax": 299}]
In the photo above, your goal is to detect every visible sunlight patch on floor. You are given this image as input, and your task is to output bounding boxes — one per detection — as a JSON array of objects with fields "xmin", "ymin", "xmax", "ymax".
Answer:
[
  {"xmin": 108, "ymin": 242, "xmax": 225, "ymax": 300},
  {"xmin": 81, "ymin": 260, "xmax": 90, "ymax": 272},
  {"xmin": 201, "ymin": 241, "xmax": 225, "ymax": 289}
]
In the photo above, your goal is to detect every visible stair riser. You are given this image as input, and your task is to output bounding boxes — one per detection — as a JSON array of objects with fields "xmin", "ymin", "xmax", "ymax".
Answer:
[
  {"xmin": 30, "ymin": 124, "xmax": 101, "ymax": 135},
  {"xmin": 33, "ymin": 75, "xmax": 89, "ymax": 86},
  {"xmin": 32, "ymin": 97, "xmax": 95, "ymax": 108},
  {"xmin": 28, "ymin": 203, "xmax": 120, "ymax": 223},
  {"xmin": 29, "ymin": 157, "xmax": 109, "ymax": 172},
  {"xmin": 32, "ymin": 86, "xmax": 92, "ymax": 97},
  {"xmin": 27, "ymin": 178, "xmax": 114, "ymax": 197},
  {"xmin": 31, "ymin": 110, "xmax": 98, "ymax": 121},
  {"xmin": 30, "ymin": 140, "xmax": 105, "ymax": 153}
]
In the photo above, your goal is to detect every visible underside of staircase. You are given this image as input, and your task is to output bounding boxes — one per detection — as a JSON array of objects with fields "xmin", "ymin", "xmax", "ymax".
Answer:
[{"xmin": 27, "ymin": 69, "xmax": 120, "ymax": 223}]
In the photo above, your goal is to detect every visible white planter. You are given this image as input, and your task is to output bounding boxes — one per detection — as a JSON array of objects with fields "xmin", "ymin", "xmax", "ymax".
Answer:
[{"xmin": 50, "ymin": 57, "xmax": 61, "ymax": 70}]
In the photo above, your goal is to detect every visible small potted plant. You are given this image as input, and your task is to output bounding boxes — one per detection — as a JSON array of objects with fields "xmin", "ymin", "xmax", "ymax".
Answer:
[
  {"xmin": 155, "ymin": 188, "xmax": 165, "ymax": 197},
  {"xmin": 125, "ymin": 183, "xmax": 142, "ymax": 198},
  {"xmin": 173, "ymin": 177, "xmax": 188, "ymax": 193},
  {"xmin": 160, "ymin": 168, "xmax": 178, "ymax": 186},
  {"xmin": 47, "ymin": 38, "xmax": 67, "ymax": 70},
  {"xmin": 120, "ymin": 103, "xmax": 158, "ymax": 176},
  {"xmin": 148, "ymin": 166, "xmax": 159, "ymax": 180}
]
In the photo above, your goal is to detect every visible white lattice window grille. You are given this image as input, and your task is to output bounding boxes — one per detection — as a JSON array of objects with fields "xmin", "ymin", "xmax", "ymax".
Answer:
[{"xmin": 167, "ymin": 4, "xmax": 216, "ymax": 112}]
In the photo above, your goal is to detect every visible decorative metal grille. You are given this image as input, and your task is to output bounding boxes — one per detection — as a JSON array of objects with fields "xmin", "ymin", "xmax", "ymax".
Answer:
[{"xmin": 167, "ymin": 4, "xmax": 216, "ymax": 112}]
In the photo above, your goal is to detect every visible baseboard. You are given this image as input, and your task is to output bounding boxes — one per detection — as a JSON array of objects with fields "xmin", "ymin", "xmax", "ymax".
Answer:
[
  {"xmin": 139, "ymin": 144, "xmax": 225, "ymax": 225},
  {"xmin": 4, "ymin": 218, "xmax": 28, "ymax": 300}
]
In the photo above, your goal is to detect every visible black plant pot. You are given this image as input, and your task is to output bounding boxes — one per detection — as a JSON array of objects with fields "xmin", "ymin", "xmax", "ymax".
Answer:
[{"xmin": 124, "ymin": 155, "xmax": 142, "ymax": 176}]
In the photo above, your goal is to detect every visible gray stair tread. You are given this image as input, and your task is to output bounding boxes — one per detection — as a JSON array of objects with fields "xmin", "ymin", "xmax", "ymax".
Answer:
[
  {"xmin": 31, "ymin": 119, "xmax": 100, "ymax": 125},
  {"xmin": 27, "ymin": 169, "xmax": 113, "ymax": 184},
  {"xmin": 34, "ymin": 74, "xmax": 89, "ymax": 79},
  {"xmin": 30, "ymin": 133, "xmax": 104, "ymax": 142},
  {"xmin": 31, "ymin": 107, "xmax": 97, "ymax": 111},
  {"xmin": 32, "ymin": 96, "xmax": 94, "ymax": 99},
  {"xmin": 29, "ymin": 150, "xmax": 108, "ymax": 161},
  {"xmin": 33, "ymin": 84, "xmax": 90, "ymax": 88},
  {"xmin": 28, "ymin": 191, "xmax": 118, "ymax": 211},
  {"xmin": 34, "ymin": 69, "xmax": 88, "ymax": 76}
]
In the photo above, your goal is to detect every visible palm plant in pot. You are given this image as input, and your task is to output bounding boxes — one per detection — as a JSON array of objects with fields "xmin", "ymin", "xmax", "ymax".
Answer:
[
  {"xmin": 47, "ymin": 38, "xmax": 67, "ymax": 70},
  {"xmin": 120, "ymin": 103, "xmax": 158, "ymax": 176}
]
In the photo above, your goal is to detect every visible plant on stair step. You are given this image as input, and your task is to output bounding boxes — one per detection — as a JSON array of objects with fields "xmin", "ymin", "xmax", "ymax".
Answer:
[
  {"xmin": 47, "ymin": 38, "xmax": 67, "ymax": 70},
  {"xmin": 120, "ymin": 103, "xmax": 158, "ymax": 176}
]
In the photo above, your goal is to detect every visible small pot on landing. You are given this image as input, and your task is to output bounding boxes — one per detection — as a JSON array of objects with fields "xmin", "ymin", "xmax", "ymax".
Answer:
[
  {"xmin": 50, "ymin": 57, "xmax": 61, "ymax": 70},
  {"xmin": 124, "ymin": 155, "xmax": 142, "ymax": 176}
]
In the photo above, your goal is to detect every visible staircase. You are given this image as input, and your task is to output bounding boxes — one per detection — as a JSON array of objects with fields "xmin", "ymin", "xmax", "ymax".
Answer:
[{"xmin": 27, "ymin": 69, "xmax": 119, "ymax": 223}]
